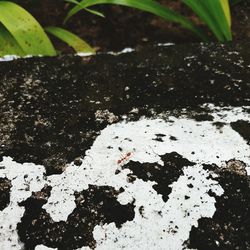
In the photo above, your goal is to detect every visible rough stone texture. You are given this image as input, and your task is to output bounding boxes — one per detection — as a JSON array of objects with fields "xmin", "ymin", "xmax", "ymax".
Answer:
[
  {"xmin": 0, "ymin": 42, "xmax": 250, "ymax": 174},
  {"xmin": 0, "ymin": 177, "xmax": 12, "ymax": 211},
  {"xmin": 187, "ymin": 161, "xmax": 250, "ymax": 250},
  {"xmin": 17, "ymin": 185, "xmax": 135, "ymax": 250},
  {"xmin": 121, "ymin": 152, "xmax": 195, "ymax": 202},
  {"xmin": 0, "ymin": 42, "xmax": 250, "ymax": 250}
]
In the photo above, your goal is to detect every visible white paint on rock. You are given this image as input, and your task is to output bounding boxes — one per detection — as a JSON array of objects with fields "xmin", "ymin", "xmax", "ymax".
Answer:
[
  {"xmin": 92, "ymin": 165, "xmax": 222, "ymax": 250},
  {"xmin": 0, "ymin": 158, "xmax": 46, "ymax": 250},
  {"xmin": 35, "ymin": 245, "xmax": 56, "ymax": 250},
  {"xmin": 0, "ymin": 105, "xmax": 250, "ymax": 250}
]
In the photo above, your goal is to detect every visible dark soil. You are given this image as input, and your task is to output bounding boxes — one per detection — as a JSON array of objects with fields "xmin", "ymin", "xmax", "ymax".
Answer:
[{"xmin": 15, "ymin": 0, "xmax": 250, "ymax": 52}]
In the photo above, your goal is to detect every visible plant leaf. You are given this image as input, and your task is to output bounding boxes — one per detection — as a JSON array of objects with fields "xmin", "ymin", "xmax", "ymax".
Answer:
[
  {"xmin": 65, "ymin": 0, "xmax": 209, "ymax": 41},
  {"xmin": 183, "ymin": 0, "xmax": 232, "ymax": 41},
  {"xmin": 85, "ymin": 8, "xmax": 105, "ymax": 18},
  {"xmin": 65, "ymin": 0, "xmax": 105, "ymax": 17},
  {"xmin": 0, "ymin": 1, "xmax": 56, "ymax": 56},
  {"xmin": 0, "ymin": 23, "xmax": 25, "ymax": 57},
  {"xmin": 220, "ymin": 0, "xmax": 231, "ymax": 27},
  {"xmin": 45, "ymin": 26, "xmax": 95, "ymax": 53}
]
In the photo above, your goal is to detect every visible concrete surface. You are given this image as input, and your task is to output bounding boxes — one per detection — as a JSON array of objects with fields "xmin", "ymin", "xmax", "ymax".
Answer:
[{"xmin": 0, "ymin": 43, "xmax": 250, "ymax": 250}]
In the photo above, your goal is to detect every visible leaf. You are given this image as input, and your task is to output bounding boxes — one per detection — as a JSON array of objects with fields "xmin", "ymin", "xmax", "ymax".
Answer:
[
  {"xmin": 45, "ymin": 26, "xmax": 95, "ymax": 53},
  {"xmin": 0, "ymin": 23, "xmax": 25, "ymax": 57},
  {"xmin": 183, "ymin": 0, "xmax": 232, "ymax": 41},
  {"xmin": 84, "ymin": 8, "xmax": 105, "ymax": 18},
  {"xmin": 65, "ymin": 0, "xmax": 209, "ymax": 41},
  {"xmin": 65, "ymin": 0, "xmax": 105, "ymax": 17},
  {"xmin": 182, "ymin": 0, "xmax": 224, "ymax": 41},
  {"xmin": 220, "ymin": 0, "xmax": 231, "ymax": 27},
  {"xmin": 0, "ymin": 1, "xmax": 56, "ymax": 56}
]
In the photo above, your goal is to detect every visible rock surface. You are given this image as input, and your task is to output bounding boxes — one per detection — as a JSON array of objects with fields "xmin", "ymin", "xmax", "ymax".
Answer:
[{"xmin": 0, "ymin": 43, "xmax": 250, "ymax": 250}]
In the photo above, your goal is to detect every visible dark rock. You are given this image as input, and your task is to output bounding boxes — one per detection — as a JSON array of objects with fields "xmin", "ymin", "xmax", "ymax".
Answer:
[
  {"xmin": 1, "ymin": 43, "xmax": 250, "ymax": 174},
  {"xmin": 0, "ymin": 177, "xmax": 12, "ymax": 211},
  {"xmin": 122, "ymin": 152, "xmax": 195, "ymax": 202},
  {"xmin": 17, "ymin": 185, "xmax": 135, "ymax": 250},
  {"xmin": 0, "ymin": 43, "xmax": 250, "ymax": 249},
  {"xmin": 187, "ymin": 161, "xmax": 250, "ymax": 250},
  {"xmin": 231, "ymin": 120, "xmax": 250, "ymax": 145}
]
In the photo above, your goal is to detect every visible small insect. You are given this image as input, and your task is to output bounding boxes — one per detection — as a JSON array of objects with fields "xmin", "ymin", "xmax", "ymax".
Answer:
[{"xmin": 117, "ymin": 152, "xmax": 132, "ymax": 165}]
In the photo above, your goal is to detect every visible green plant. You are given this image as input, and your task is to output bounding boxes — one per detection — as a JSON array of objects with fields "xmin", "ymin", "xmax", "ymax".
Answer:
[
  {"xmin": 0, "ymin": 0, "xmax": 241, "ymax": 58},
  {"xmin": 0, "ymin": 1, "xmax": 95, "ymax": 57},
  {"xmin": 65, "ymin": 0, "xmax": 234, "ymax": 42}
]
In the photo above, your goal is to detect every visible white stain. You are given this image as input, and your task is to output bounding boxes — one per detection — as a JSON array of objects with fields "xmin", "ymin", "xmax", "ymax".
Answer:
[{"xmin": 0, "ymin": 105, "xmax": 250, "ymax": 250}]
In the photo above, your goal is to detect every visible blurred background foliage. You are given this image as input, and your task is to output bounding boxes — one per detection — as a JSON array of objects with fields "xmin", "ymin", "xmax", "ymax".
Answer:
[{"xmin": 0, "ymin": 0, "xmax": 247, "ymax": 57}]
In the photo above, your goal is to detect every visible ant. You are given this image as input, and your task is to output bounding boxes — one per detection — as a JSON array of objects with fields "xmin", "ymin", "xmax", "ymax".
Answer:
[{"xmin": 117, "ymin": 152, "xmax": 132, "ymax": 165}]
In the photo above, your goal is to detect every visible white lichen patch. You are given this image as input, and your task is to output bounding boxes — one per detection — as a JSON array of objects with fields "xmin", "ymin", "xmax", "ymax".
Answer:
[{"xmin": 0, "ymin": 105, "xmax": 250, "ymax": 250}]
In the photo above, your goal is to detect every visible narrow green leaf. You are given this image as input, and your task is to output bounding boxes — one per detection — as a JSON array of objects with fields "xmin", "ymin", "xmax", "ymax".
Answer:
[
  {"xmin": 183, "ymin": 0, "xmax": 232, "ymax": 41},
  {"xmin": 183, "ymin": 0, "xmax": 224, "ymax": 41},
  {"xmin": 85, "ymin": 8, "xmax": 105, "ymax": 18},
  {"xmin": 220, "ymin": 0, "xmax": 231, "ymax": 27},
  {"xmin": 65, "ymin": 0, "xmax": 209, "ymax": 41},
  {"xmin": 0, "ymin": 1, "xmax": 56, "ymax": 56},
  {"xmin": 65, "ymin": 0, "xmax": 105, "ymax": 17},
  {"xmin": 45, "ymin": 26, "xmax": 95, "ymax": 53},
  {"xmin": 65, "ymin": 0, "xmax": 81, "ymax": 4},
  {"xmin": 204, "ymin": 0, "xmax": 232, "ymax": 40},
  {"xmin": 0, "ymin": 23, "xmax": 25, "ymax": 57}
]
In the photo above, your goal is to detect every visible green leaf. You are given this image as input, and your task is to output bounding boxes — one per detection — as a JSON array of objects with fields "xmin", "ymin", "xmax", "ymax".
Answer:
[
  {"xmin": 220, "ymin": 0, "xmax": 231, "ymax": 27},
  {"xmin": 84, "ymin": 8, "xmax": 105, "ymax": 18},
  {"xmin": 65, "ymin": 0, "xmax": 209, "ymax": 41},
  {"xmin": 65, "ymin": 0, "xmax": 105, "ymax": 17},
  {"xmin": 45, "ymin": 26, "xmax": 95, "ymax": 54},
  {"xmin": 0, "ymin": 1, "xmax": 56, "ymax": 56},
  {"xmin": 0, "ymin": 23, "xmax": 25, "ymax": 57},
  {"xmin": 183, "ymin": 0, "xmax": 232, "ymax": 41}
]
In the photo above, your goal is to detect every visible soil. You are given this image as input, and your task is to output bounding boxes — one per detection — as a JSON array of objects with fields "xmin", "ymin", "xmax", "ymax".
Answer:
[{"xmin": 14, "ymin": 0, "xmax": 250, "ymax": 53}]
